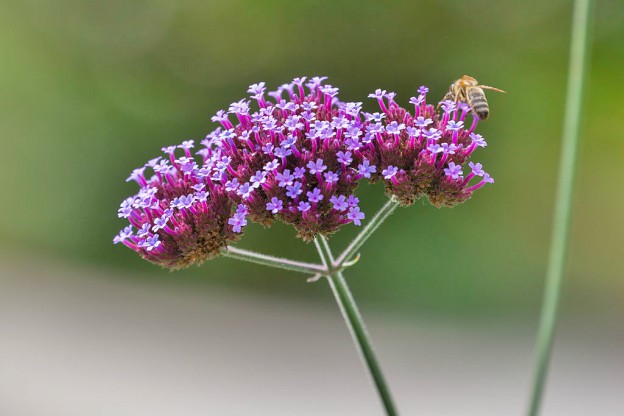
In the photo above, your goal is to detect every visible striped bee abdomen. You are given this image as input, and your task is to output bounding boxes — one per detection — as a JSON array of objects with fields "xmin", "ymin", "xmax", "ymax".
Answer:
[{"xmin": 467, "ymin": 87, "xmax": 489, "ymax": 120}]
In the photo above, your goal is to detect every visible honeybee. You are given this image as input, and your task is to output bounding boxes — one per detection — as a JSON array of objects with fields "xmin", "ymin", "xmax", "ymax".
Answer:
[{"xmin": 441, "ymin": 75, "xmax": 506, "ymax": 120}]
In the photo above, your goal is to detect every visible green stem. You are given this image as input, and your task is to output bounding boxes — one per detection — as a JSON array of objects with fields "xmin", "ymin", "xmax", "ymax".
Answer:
[
  {"xmin": 527, "ymin": 0, "xmax": 593, "ymax": 415},
  {"xmin": 223, "ymin": 246, "xmax": 326, "ymax": 276},
  {"xmin": 334, "ymin": 199, "xmax": 400, "ymax": 267},
  {"xmin": 315, "ymin": 236, "xmax": 398, "ymax": 416}
]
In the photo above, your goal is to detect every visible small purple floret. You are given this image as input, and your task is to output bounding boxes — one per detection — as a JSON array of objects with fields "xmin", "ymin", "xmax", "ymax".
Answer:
[{"xmin": 347, "ymin": 206, "xmax": 365, "ymax": 226}]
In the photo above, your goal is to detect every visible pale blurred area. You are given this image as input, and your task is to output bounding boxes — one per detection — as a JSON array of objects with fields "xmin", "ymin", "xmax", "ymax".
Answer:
[
  {"xmin": 1, "ymin": 252, "xmax": 623, "ymax": 416},
  {"xmin": 1, "ymin": 0, "xmax": 623, "ymax": 414}
]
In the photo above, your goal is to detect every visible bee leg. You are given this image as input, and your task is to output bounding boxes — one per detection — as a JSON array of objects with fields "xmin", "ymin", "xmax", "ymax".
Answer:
[{"xmin": 438, "ymin": 91, "xmax": 454, "ymax": 108}]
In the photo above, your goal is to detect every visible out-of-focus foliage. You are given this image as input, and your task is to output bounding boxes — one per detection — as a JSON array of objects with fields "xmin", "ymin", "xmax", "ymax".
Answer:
[{"xmin": 1, "ymin": 0, "xmax": 622, "ymax": 316}]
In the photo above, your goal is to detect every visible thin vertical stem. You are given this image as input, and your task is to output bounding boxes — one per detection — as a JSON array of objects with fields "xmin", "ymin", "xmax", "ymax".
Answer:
[
  {"xmin": 527, "ymin": 0, "xmax": 593, "ymax": 414},
  {"xmin": 314, "ymin": 236, "xmax": 398, "ymax": 416}
]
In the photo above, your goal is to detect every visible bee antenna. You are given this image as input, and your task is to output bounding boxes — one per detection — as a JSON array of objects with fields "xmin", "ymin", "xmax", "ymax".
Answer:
[{"xmin": 480, "ymin": 85, "xmax": 507, "ymax": 94}]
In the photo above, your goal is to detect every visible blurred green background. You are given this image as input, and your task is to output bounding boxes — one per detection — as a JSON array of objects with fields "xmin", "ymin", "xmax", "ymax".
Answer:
[
  {"xmin": 2, "ymin": 0, "xmax": 623, "ymax": 318},
  {"xmin": 1, "ymin": 1, "xmax": 623, "ymax": 414}
]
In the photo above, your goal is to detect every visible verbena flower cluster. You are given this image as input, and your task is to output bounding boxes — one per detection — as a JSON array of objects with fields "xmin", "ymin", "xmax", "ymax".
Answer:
[
  {"xmin": 115, "ymin": 77, "xmax": 494, "ymax": 268},
  {"xmin": 365, "ymin": 87, "xmax": 494, "ymax": 206},
  {"xmin": 207, "ymin": 77, "xmax": 375, "ymax": 241},
  {"xmin": 114, "ymin": 145, "xmax": 242, "ymax": 269}
]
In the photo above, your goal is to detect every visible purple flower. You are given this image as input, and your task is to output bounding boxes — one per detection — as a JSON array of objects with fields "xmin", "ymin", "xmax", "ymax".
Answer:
[
  {"xmin": 306, "ymin": 76, "xmax": 327, "ymax": 90},
  {"xmin": 179, "ymin": 140, "xmax": 195, "ymax": 150},
  {"xmin": 347, "ymin": 195, "xmax": 359, "ymax": 207},
  {"xmin": 281, "ymin": 135, "xmax": 297, "ymax": 148},
  {"xmin": 444, "ymin": 162, "xmax": 463, "ymax": 179},
  {"xmin": 146, "ymin": 157, "xmax": 162, "ymax": 168},
  {"xmin": 266, "ymin": 197, "xmax": 284, "ymax": 214},
  {"xmin": 237, "ymin": 183, "xmax": 253, "ymax": 200},
  {"xmin": 297, "ymin": 201, "xmax": 311, "ymax": 212},
  {"xmin": 422, "ymin": 128, "xmax": 441, "ymax": 141},
  {"xmin": 345, "ymin": 138, "xmax": 361, "ymax": 151},
  {"xmin": 307, "ymin": 188, "xmax": 324, "ymax": 203},
  {"xmin": 345, "ymin": 125, "xmax": 362, "ymax": 139},
  {"xmin": 284, "ymin": 116, "xmax": 304, "ymax": 132},
  {"xmin": 306, "ymin": 159, "xmax": 327, "ymax": 174},
  {"xmin": 446, "ymin": 120, "xmax": 464, "ymax": 132},
  {"xmin": 292, "ymin": 76, "xmax": 307, "ymax": 86},
  {"xmin": 336, "ymin": 151, "xmax": 353, "ymax": 166},
  {"xmin": 235, "ymin": 204, "xmax": 248, "ymax": 216},
  {"xmin": 126, "ymin": 167, "xmax": 146, "ymax": 184},
  {"xmin": 261, "ymin": 143, "xmax": 274, "ymax": 154},
  {"xmin": 225, "ymin": 178, "xmax": 240, "ymax": 192},
  {"xmin": 286, "ymin": 181, "xmax": 303, "ymax": 199},
  {"xmin": 414, "ymin": 116, "xmax": 433, "ymax": 128},
  {"xmin": 440, "ymin": 101, "xmax": 456, "ymax": 114},
  {"xmin": 299, "ymin": 102, "xmax": 316, "ymax": 114},
  {"xmin": 118, "ymin": 200, "xmax": 133, "ymax": 218},
  {"xmin": 228, "ymin": 99, "xmax": 250, "ymax": 114},
  {"xmin": 343, "ymin": 102, "xmax": 362, "ymax": 116},
  {"xmin": 466, "ymin": 172, "xmax": 495, "ymax": 192},
  {"xmin": 409, "ymin": 96, "xmax": 424, "ymax": 106},
  {"xmin": 469, "ymin": 133, "xmax": 487, "ymax": 147},
  {"xmin": 320, "ymin": 85, "xmax": 339, "ymax": 97},
  {"xmin": 247, "ymin": 82, "xmax": 266, "ymax": 96},
  {"xmin": 386, "ymin": 121, "xmax": 405, "ymax": 135},
  {"xmin": 179, "ymin": 160, "xmax": 197, "ymax": 175},
  {"xmin": 179, "ymin": 194, "xmax": 195, "ymax": 209},
  {"xmin": 368, "ymin": 89, "xmax": 387, "ymax": 100},
  {"xmin": 228, "ymin": 213, "xmax": 247, "ymax": 233},
  {"xmin": 116, "ymin": 138, "xmax": 246, "ymax": 268},
  {"xmin": 113, "ymin": 225, "xmax": 133, "ymax": 244},
  {"xmin": 275, "ymin": 169, "xmax": 294, "ymax": 187},
  {"xmin": 406, "ymin": 126, "xmax": 420, "ymax": 137},
  {"xmin": 250, "ymin": 170, "xmax": 267, "ymax": 188},
  {"xmin": 357, "ymin": 159, "xmax": 376, "ymax": 178},
  {"xmin": 195, "ymin": 191, "xmax": 208, "ymax": 202},
  {"xmin": 357, "ymin": 83, "xmax": 492, "ymax": 208},
  {"xmin": 324, "ymin": 171, "xmax": 339, "ymax": 184},
  {"xmin": 137, "ymin": 223, "xmax": 151, "ymax": 237},
  {"xmin": 458, "ymin": 102, "xmax": 471, "ymax": 113},
  {"xmin": 440, "ymin": 142, "xmax": 457, "ymax": 155},
  {"xmin": 161, "ymin": 146, "xmax": 177, "ymax": 155},
  {"xmin": 367, "ymin": 122, "xmax": 384, "ymax": 134},
  {"xmin": 263, "ymin": 159, "xmax": 280, "ymax": 172},
  {"xmin": 150, "ymin": 77, "xmax": 491, "ymax": 241},
  {"xmin": 332, "ymin": 115, "xmax": 350, "ymax": 129},
  {"xmin": 211, "ymin": 110, "xmax": 229, "ymax": 123},
  {"xmin": 293, "ymin": 167, "xmax": 306, "ymax": 179},
  {"xmin": 330, "ymin": 195, "xmax": 349, "ymax": 212},
  {"xmin": 427, "ymin": 143, "xmax": 443, "ymax": 154},
  {"xmin": 142, "ymin": 234, "xmax": 161, "ymax": 251},
  {"xmin": 152, "ymin": 159, "xmax": 170, "ymax": 174},
  {"xmin": 151, "ymin": 216, "xmax": 170, "ymax": 232},
  {"xmin": 347, "ymin": 206, "xmax": 365, "ymax": 226},
  {"xmin": 382, "ymin": 165, "xmax": 399, "ymax": 180},
  {"xmin": 469, "ymin": 162, "xmax": 485, "ymax": 176},
  {"xmin": 418, "ymin": 86, "xmax": 429, "ymax": 94},
  {"xmin": 274, "ymin": 146, "xmax": 293, "ymax": 158}
]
